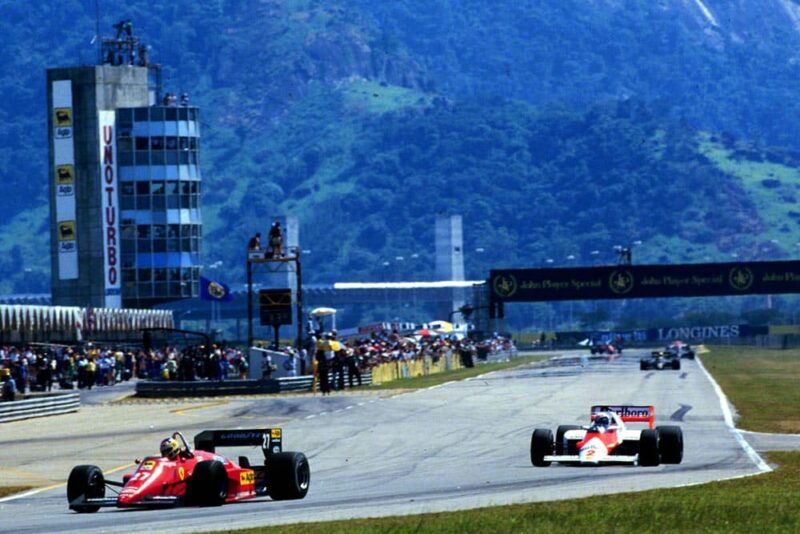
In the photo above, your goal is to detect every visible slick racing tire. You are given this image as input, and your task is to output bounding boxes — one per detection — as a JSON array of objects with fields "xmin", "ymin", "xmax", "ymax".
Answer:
[
  {"xmin": 639, "ymin": 429, "xmax": 660, "ymax": 466},
  {"xmin": 555, "ymin": 425, "xmax": 581, "ymax": 455},
  {"xmin": 67, "ymin": 464, "xmax": 105, "ymax": 513},
  {"xmin": 671, "ymin": 359, "xmax": 681, "ymax": 370},
  {"xmin": 187, "ymin": 460, "xmax": 228, "ymax": 506},
  {"xmin": 657, "ymin": 426, "xmax": 684, "ymax": 464},
  {"xmin": 530, "ymin": 429, "xmax": 554, "ymax": 467},
  {"xmin": 267, "ymin": 452, "xmax": 311, "ymax": 500},
  {"xmin": 640, "ymin": 360, "xmax": 647, "ymax": 371}
]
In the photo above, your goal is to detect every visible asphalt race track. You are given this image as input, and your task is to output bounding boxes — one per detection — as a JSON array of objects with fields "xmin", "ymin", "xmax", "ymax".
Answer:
[{"xmin": 0, "ymin": 350, "xmax": 767, "ymax": 533}]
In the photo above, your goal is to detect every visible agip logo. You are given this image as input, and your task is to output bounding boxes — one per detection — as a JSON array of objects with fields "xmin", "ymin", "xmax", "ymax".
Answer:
[
  {"xmin": 729, "ymin": 266, "xmax": 753, "ymax": 291},
  {"xmin": 54, "ymin": 108, "xmax": 73, "ymax": 139},
  {"xmin": 609, "ymin": 269, "xmax": 634, "ymax": 295},
  {"xmin": 55, "ymin": 165, "xmax": 75, "ymax": 197},
  {"xmin": 493, "ymin": 274, "xmax": 518, "ymax": 298}
]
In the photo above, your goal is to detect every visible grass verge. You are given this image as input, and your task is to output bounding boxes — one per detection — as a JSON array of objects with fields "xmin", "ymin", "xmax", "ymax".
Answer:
[
  {"xmin": 700, "ymin": 346, "xmax": 800, "ymax": 433},
  {"xmin": 368, "ymin": 355, "xmax": 548, "ymax": 390},
  {"xmin": 0, "ymin": 487, "xmax": 32, "ymax": 499},
  {"xmin": 207, "ymin": 451, "xmax": 799, "ymax": 533}
]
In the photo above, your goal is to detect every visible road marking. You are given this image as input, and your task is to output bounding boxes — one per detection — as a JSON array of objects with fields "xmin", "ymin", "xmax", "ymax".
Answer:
[
  {"xmin": 305, "ymin": 414, "xmax": 316, "ymax": 419},
  {"xmin": 171, "ymin": 400, "xmax": 229, "ymax": 415},
  {"xmin": 695, "ymin": 356, "xmax": 772, "ymax": 472},
  {"xmin": 0, "ymin": 462, "xmax": 136, "ymax": 503},
  {"xmin": 345, "ymin": 405, "xmax": 354, "ymax": 410},
  {"xmin": 669, "ymin": 404, "xmax": 692, "ymax": 422}
]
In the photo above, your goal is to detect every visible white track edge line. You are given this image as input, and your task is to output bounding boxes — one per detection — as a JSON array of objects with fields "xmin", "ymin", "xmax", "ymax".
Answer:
[
  {"xmin": 694, "ymin": 356, "xmax": 772, "ymax": 472},
  {"xmin": 0, "ymin": 487, "xmax": 51, "ymax": 503}
]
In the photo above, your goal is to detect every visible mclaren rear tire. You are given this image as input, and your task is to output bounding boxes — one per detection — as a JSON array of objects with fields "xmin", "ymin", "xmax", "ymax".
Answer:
[
  {"xmin": 555, "ymin": 425, "xmax": 581, "ymax": 455},
  {"xmin": 639, "ymin": 429, "xmax": 660, "ymax": 467},
  {"xmin": 530, "ymin": 429, "xmax": 554, "ymax": 467},
  {"xmin": 187, "ymin": 460, "xmax": 228, "ymax": 506},
  {"xmin": 657, "ymin": 426, "xmax": 684, "ymax": 464},
  {"xmin": 67, "ymin": 464, "xmax": 105, "ymax": 513},
  {"xmin": 267, "ymin": 452, "xmax": 311, "ymax": 500}
]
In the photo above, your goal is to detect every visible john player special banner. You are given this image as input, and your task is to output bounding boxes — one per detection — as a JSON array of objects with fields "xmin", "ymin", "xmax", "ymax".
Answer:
[{"xmin": 490, "ymin": 260, "xmax": 800, "ymax": 302}]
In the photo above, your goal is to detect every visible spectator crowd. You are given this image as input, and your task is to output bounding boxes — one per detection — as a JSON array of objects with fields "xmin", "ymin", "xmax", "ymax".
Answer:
[{"xmin": 0, "ymin": 330, "xmax": 515, "ymax": 401}]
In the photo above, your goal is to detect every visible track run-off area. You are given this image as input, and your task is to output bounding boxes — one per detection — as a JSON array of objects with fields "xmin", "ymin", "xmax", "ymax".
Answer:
[{"xmin": 0, "ymin": 349, "xmax": 769, "ymax": 533}]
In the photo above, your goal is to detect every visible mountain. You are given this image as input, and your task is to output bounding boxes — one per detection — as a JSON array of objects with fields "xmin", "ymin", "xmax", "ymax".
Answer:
[{"xmin": 0, "ymin": 0, "xmax": 799, "ymax": 327}]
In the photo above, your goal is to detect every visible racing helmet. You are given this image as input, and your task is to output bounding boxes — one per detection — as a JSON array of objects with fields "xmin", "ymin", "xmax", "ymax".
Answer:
[
  {"xmin": 160, "ymin": 437, "xmax": 181, "ymax": 459},
  {"xmin": 594, "ymin": 413, "xmax": 611, "ymax": 432}
]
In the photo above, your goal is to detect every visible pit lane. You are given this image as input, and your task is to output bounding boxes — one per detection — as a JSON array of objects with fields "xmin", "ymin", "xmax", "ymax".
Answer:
[{"xmin": 0, "ymin": 350, "xmax": 767, "ymax": 533}]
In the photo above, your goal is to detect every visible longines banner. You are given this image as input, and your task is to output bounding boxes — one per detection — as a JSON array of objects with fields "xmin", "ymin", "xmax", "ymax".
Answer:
[{"xmin": 490, "ymin": 260, "xmax": 800, "ymax": 302}]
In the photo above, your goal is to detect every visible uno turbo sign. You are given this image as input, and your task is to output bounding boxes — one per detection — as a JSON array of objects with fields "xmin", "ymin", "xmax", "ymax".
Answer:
[{"xmin": 99, "ymin": 111, "xmax": 121, "ymax": 307}]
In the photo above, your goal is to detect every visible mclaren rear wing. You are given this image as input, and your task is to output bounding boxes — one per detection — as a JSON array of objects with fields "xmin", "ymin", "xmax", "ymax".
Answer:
[
  {"xmin": 194, "ymin": 428, "xmax": 283, "ymax": 458},
  {"xmin": 591, "ymin": 405, "xmax": 655, "ymax": 429}
]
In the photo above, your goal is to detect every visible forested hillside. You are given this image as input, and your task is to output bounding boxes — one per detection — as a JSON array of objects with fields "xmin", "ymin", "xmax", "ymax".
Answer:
[{"xmin": 1, "ymin": 0, "xmax": 799, "ymax": 328}]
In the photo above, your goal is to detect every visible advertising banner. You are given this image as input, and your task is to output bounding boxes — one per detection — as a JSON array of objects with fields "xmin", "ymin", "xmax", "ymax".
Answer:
[
  {"xmin": 98, "ymin": 110, "xmax": 121, "ymax": 307},
  {"xmin": 52, "ymin": 80, "xmax": 78, "ymax": 279},
  {"xmin": 490, "ymin": 261, "xmax": 800, "ymax": 302}
]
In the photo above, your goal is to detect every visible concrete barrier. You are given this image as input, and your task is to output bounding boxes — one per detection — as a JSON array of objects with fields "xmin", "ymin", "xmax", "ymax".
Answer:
[{"xmin": 0, "ymin": 392, "xmax": 80, "ymax": 423}]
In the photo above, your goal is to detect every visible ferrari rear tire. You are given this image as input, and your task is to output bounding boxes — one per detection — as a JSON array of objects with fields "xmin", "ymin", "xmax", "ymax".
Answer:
[
  {"xmin": 267, "ymin": 452, "xmax": 311, "ymax": 500},
  {"xmin": 672, "ymin": 359, "xmax": 681, "ymax": 370},
  {"xmin": 530, "ymin": 429, "xmax": 554, "ymax": 467},
  {"xmin": 555, "ymin": 425, "xmax": 581, "ymax": 455},
  {"xmin": 639, "ymin": 361, "xmax": 647, "ymax": 371},
  {"xmin": 67, "ymin": 464, "xmax": 105, "ymax": 513},
  {"xmin": 639, "ymin": 429, "xmax": 660, "ymax": 466},
  {"xmin": 188, "ymin": 460, "xmax": 228, "ymax": 506},
  {"xmin": 657, "ymin": 426, "xmax": 684, "ymax": 464}
]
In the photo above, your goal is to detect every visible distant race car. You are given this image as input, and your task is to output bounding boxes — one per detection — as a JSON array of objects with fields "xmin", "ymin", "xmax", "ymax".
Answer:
[
  {"xmin": 530, "ymin": 405, "xmax": 683, "ymax": 467},
  {"xmin": 668, "ymin": 340, "xmax": 695, "ymax": 359},
  {"xmin": 589, "ymin": 340, "xmax": 619, "ymax": 355},
  {"xmin": 67, "ymin": 428, "xmax": 309, "ymax": 513},
  {"xmin": 640, "ymin": 350, "xmax": 681, "ymax": 371}
]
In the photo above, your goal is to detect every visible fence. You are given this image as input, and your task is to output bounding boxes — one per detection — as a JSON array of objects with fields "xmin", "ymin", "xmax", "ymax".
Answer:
[{"xmin": 0, "ymin": 392, "xmax": 80, "ymax": 423}]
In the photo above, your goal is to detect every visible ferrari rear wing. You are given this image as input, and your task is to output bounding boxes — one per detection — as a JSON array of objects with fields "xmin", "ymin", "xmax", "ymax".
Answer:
[
  {"xmin": 591, "ymin": 405, "xmax": 655, "ymax": 429},
  {"xmin": 194, "ymin": 428, "xmax": 283, "ymax": 458}
]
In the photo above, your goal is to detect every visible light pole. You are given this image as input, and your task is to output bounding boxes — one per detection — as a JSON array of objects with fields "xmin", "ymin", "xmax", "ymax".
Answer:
[{"xmin": 382, "ymin": 260, "xmax": 391, "ymax": 311}]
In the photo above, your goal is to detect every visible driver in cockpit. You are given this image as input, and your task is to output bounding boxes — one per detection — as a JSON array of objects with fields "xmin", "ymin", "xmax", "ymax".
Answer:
[
  {"xmin": 589, "ymin": 412, "xmax": 618, "ymax": 434},
  {"xmin": 160, "ymin": 437, "xmax": 182, "ymax": 460}
]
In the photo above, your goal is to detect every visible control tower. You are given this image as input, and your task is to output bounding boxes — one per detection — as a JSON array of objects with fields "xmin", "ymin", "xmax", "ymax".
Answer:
[{"xmin": 47, "ymin": 23, "xmax": 202, "ymax": 308}]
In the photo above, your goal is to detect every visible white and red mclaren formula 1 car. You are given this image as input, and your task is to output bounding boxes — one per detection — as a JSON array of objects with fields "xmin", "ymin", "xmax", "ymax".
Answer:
[{"xmin": 530, "ymin": 405, "xmax": 683, "ymax": 467}]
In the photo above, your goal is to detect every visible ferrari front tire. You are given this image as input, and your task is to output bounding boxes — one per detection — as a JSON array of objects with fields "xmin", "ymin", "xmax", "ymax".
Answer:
[
  {"xmin": 67, "ymin": 464, "xmax": 105, "ymax": 513},
  {"xmin": 267, "ymin": 452, "xmax": 311, "ymax": 500},
  {"xmin": 530, "ymin": 429, "xmax": 554, "ymax": 467}
]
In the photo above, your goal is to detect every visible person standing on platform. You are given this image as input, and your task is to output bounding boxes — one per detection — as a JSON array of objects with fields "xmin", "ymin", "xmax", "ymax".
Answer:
[{"xmin": 316, "ymin": 334, "xmax": 331, "ymax": 395}]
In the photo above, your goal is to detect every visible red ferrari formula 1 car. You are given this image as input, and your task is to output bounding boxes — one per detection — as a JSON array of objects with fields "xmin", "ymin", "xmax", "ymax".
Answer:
[
  {"xmin": 530, "ymin": 405, "xmax": 683, "ymax": 467},
  {"xmin": 67, "ymin": 428, "xmax": 309, "ymax": 512}
]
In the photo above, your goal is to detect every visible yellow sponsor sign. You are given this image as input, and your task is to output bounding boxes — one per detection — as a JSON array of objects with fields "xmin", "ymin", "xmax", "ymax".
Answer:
[
  {"xmin": 54, "ymin": 107, "xmax": 72, "ymax": 127},
  {"xmin": 271, "ymin": 428, "xmax": 282, "ymax": 439},
  {"xmin": 240, "ymin": 470, "xmax": 255, "ymax": 485},
  {"xmin": 58, "ymin": 221, "xmax": 76, "ymax": 241},
  {"xmin": 55, "ymin": 164, "xmax": 74, "ymax": 184}
]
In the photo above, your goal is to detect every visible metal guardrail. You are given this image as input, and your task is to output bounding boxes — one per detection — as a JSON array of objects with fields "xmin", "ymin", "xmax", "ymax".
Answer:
[
  {"xmin": 0, "ymin": 392, "xmax": 81, "ymax": 424},
  {"xmin": 135, "ymin": 371, "xmax": 374, "ymax": 398},
  {"xmin": 278, "ymin": 371, "xmax": 373, "ymax": 392}
]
